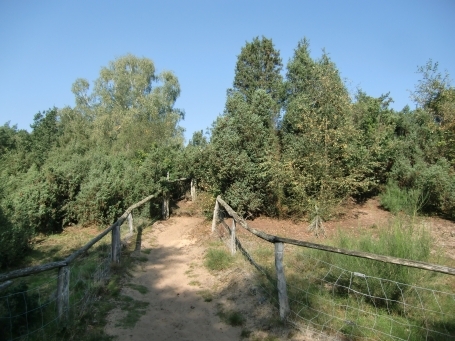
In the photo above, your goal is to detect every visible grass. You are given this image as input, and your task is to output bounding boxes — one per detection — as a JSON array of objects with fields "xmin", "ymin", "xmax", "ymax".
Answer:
[
  {"xmin": 225, "ymin": 212, "xmax": 455, "ymax": 341},
  {"xmin": 197, "ymin": 289, "xmax": 213, "ymax": 302},
  {"xmin": 216, "ymin": 304, "xmax": 245, "ymax": 326},
  {"xmin": 0, "ymin": 218, "xmax": 155, "ymax": 341},
  {"xmin": 280, "ymin": 216, "xmax": 455, "ymax": 340},
  {"xmin": 126, "ymin": 283, "xmax": 149, "ymax": 294},
  {"xmin": 204, "ymin": 247, "xmax": 234, "ymax": 271},
  {"xmin": 240, "ymin": 329, "xmax": 252, "ymax": 338},
  {"xmin": 114, "ymin": 295, "xmax": 149, "ymax": 329},
  {"xmin": 379, "ymin": 180, "xmax": 428, "ymax": 216}
]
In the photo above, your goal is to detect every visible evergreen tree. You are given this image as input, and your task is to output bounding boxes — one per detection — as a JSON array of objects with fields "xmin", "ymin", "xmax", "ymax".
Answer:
[
  {"xmin": 281, "ymin": 40, "xmax": 361, "ymax": 217},
  {"xmin": 233, "ymin": 36, "xmax": 284, "ymax": 124},
  {"xmin": 208, "ymin": 90, "xmax": 279, "ymax": 216}
]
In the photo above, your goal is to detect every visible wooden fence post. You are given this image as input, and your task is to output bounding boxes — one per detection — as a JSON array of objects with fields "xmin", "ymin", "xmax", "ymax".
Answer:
[
  {"xmin": 57, "ymin": 265, "xmax": 70, "ymax": 322},
  {"xmin": 127, "ymin": 212, "xmax": 134, "ymax": 233},
  {"xmin": 111, "ymin": 222, "xmax": 121, "ymax": 263},
  {"xmin": 162, "ymin": 172, "xmax": 170, "ymax": 220},
  {"xmin": 190, "ymin": 179, "xmax": 197, "ymax": 202},
  {"xmin": 211, "ymin": 199, "xmax": 220, "ymax": 233},
  {"xmin": 162, "ymin": 194, "xmax": 170, "ymax": 220},
  {"xmin": 231, "ymin": 219, "xmax": 236, "ymax": 255},
  {"xmin": 274, "ymin": 242, "xmax": 290, "ymax": 320}
]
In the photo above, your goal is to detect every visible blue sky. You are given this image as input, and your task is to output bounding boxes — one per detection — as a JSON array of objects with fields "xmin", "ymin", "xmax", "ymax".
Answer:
[{"xmin": 1, "ymin": 0, "xmax": 454, "ymax": 143}]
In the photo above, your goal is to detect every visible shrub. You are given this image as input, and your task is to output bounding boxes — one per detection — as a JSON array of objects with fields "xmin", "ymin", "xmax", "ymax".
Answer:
[
  {"xmin": 387, "ymin": 156, "xmax": 455, "ymax": 218},
  {"xmin": 379, "ymin": 180, "xmax": 426, "ymax": 215},
  {"xmin": 0, "ymin": 204, "xmax": 31, "ymax": 268}
]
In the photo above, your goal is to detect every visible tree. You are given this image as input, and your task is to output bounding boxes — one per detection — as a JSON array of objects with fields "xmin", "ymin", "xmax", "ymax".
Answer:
[
  {"xmin": 73, "ymin": 54, "xmax": 185, "ymax": 151},
  {"xmin": 351, "ymin": 91, "xmax": 397, "ymax": 186},
  {"xmin": 410, "ymin": 60, "xmax": 455, "ymax": 165},
  {"xmin": 0, "ymin": 122, "xmax": 18, "ymax": 156},
  {"xmin": 411, "ymin": 59, "xmax": 451, "ymax": 110},
  {"xmin": 233, "ymin": 36, "xmax": 284, "ymax": 124},
  {"xmin": 281, "ymin": 40, "xmax": 362, "ymax": 217},
  {"xmin": 208, "ymin": 90, "xmax": 280, "ymax": 216}
]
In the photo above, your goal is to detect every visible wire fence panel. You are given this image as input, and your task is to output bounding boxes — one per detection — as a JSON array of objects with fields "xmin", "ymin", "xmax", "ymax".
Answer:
[
  {"xmin": 0, "ymin": 218, "xmax": 137, "ymax": 341},
  {"xmin": 213, "ymin": 202, "xmax": 455, "ymax": 341},
  {"xmin": 285, "ymin": 248, "xmax": 455, "ymax": 341},
  {"xmin": 214, "ymin": 216, "xmax": 280, "ymax": 316},
  {"xmin": 0, "ymin": 272, "xmax": 59, "ymax": 340}
]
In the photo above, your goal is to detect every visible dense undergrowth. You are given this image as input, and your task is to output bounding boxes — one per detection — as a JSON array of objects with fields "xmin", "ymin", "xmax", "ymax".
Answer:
[{"xmin": 1, "ymin": 38, "xmax": 455, "ymax": 276}]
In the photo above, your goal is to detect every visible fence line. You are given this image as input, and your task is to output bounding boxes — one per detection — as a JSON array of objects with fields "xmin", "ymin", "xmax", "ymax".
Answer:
[
  {"xmin": 212, "ymin": 196, "xmax": 455, "ymax": 340},
  {"xmin": 0, "ymin": 176, "xmax": 195, "ymax": 341}
]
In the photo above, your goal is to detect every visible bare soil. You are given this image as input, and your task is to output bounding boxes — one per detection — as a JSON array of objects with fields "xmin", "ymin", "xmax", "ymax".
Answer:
[
  {"xmin": 105, "ymin": 198, "xmax": 455, "ymax": 341},
  {"xmin": 247, "ymin": 198, "xmax": 455, "ymax": 262}
]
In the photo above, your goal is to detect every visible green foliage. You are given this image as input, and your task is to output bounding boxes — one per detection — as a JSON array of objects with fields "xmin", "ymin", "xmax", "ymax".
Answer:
[
  {"xmin": 29, "ymin": 108, "xmax": 61, "ymax": 167},
  {"xmin": 379, "ymin": 181, "xmax": 426, "ymax": 216},
  {"xmin": 387, "ymin": 156, "xmax": 455, "ymax": 217},
  {"xmin": 202, "ymin": 37, "xmax": 285, "ymax": 217},
  {"xmin": 351, "ymin": 91, "xmax": 397, "ymax": 187},
  {"xmin": 85, "ymin": 54, "xmax": 184, "ymax": 150},
  {"xmin": 217, "ymin": 308, "xmax": 245, "ymax": 326},
  {"xmin": 0, "ymin": 122, "xmax": 20, "ymax": 156},
  {"xmin": 233, "ymin": 36, "xmax": 283, "ymax": 114},
  {"xmin": 0, "ymin": 54, "xmax": 187, "ymax": 267},
  {"xmin": 208, "ymin": 90, "xmax": 280, "ymax": 216},
  {"xmin": 0, "ymin": 201, "xmax": 31, "ymax": 268},
  {"xmin": 281, "ymin": 40, "xmax": 361, "ymax": 217},
  {"xmin": 411, "ymin": 59, "xmax": 451, "ymax": 110}
]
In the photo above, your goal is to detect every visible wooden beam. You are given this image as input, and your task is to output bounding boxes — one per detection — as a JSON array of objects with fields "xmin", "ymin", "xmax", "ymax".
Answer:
[
  {"xmin": 111, "ymin": 222, "xmax": 121, "ymax": 263},
  {"xmin": 216, "ymin": 197, "xmax": 455, "ymax": 276},
  {"xmin": 57, "ymin": 265, "xmax": 70, "ymax": 321},
  {"xmin": 275, "ymin": 242, "xmax": 290, "ymax": 320},
  {"xmin": 127, "ymin": 212, "xmax": 134, "ymax": 234},
  {"xmin": 0, "ymin": 261, "xmax": 67, "ymax": 282},
  {"xmin": 0, "ymin": 280, "xmax": 13, "ymax": 291},
  {"xmin": 211, "ymin": 199, "xmax": 220, "ymax": 233},
  {"xmin": 231, "ymin": 219, "xmax": 236, "ymax": 255},
  {"xmin": 0, "ymin": 192, "xmax": 159, "ymax": 283}
]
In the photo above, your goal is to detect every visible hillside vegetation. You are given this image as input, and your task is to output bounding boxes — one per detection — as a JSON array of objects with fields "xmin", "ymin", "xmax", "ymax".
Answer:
[{"xmin": 1, "ymin": 37, "xmax": 455, "ymax": 269}]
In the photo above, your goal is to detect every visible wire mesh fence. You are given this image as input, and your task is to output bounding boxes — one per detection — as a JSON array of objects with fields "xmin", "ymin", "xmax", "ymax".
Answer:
[
  {"xmin": 214, "ymin": 207, "xmax": 455, "ymax": 341},
  {"xmin": 0, "ymin": 219, "xmax": 133, "ymax": 341},
  {"xmin": 285, "ymin": 248, "xmax": 455, "ymax": 341},
  {"xmin": 214, "ymin": 213, "xmax": 281, "ymax": 314}
]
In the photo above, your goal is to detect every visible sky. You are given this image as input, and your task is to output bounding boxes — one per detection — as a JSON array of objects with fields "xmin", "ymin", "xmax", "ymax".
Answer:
[{"xmin": 1, "ymin": 0, "xmax": 454, "ymax": 143}]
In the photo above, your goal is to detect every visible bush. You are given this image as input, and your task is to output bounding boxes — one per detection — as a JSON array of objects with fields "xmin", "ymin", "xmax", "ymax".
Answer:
[
  {"xmin": 0, "ymin": 205, "xmax": 31, "ymax": 268},
  {"xmin": 379, "ymin": 180, "xmax": 427, "ymax": 215},
  {"xmin": 387, "ymin": 156, "xmax": 455, "ymax": 218}
]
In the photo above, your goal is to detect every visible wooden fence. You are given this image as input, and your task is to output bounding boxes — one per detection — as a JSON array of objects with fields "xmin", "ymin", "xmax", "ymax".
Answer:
[
  {"xmin": 0, "ymin": 177, "xmax": 195, "ymax": 324},
  {"xmin": 211, "ymin": 196, "xmax": 455, "ymax": 321}
]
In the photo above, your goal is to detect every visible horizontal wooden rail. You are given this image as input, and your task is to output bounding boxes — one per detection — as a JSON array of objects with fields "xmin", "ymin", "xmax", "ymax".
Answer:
[
  {"xmin": 0, "ymin": 261, "xmax": 68, "ymax": 283},
  {"xmin": 0, "ymin": 280, "xmax": 12, "ymax": 291},
  {"xmin": 216, "ymin": 196, "xmax": 455, "ymax": 276},
  {"xmin": 0, "ymin": 193, "xmax": 160, "ymax": 283}
]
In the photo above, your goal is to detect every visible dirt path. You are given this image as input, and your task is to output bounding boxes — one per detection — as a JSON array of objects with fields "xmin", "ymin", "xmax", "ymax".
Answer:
[{"xmin": 105, "ymin": 216, "xmax": 242, "ymax": 340}]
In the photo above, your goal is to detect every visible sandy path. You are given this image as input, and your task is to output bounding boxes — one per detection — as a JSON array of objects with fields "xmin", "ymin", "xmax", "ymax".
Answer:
[{"xmin": 105, "ymin": 216, "xmax": 241, "ymax": 341}]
